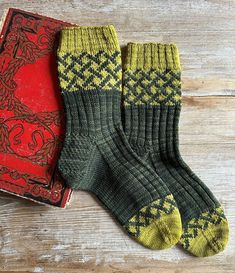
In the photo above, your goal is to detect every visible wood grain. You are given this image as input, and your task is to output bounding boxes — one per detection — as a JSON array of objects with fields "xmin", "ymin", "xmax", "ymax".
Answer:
[{"xmin": 0, "ymin": 1, "xmax": 235, "ymax": 272}]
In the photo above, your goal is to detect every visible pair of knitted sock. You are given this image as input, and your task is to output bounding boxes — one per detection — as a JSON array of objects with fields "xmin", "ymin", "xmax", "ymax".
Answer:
[{"xmin": 57, "ymin": 25, "xmax": 229, "ymax": 257}]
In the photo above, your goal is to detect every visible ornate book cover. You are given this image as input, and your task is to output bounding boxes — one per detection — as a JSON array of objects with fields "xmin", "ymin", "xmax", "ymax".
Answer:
[{"xmin": 0, "ymin": 8, "xmax": 73, "ymax": 207}]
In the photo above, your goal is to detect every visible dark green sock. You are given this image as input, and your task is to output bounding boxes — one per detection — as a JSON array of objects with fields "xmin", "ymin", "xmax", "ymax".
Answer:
[
  {"xmin": 57, "ymin": 26, "xmax": 182, "ymax": 249},
  {"xmin": 122, "ymin": 42, "xmax": 229, "ymax": 257}
]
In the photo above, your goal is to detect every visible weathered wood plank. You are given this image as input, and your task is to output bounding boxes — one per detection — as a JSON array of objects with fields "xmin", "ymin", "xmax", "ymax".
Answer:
[
  {"xmin": 0, "ymin": 97, "xmax": 234, "ymax": 272},
  {"xmin": 181, "ymin": 96, "xmax": 235, "ymax": 144},
  {"xmin": 0, "ymin": 1, "xmax": 235, "ymax": 96},
  {"xmin": 0, "ymin": 0, "xmax": 234, "ymax": 272}
]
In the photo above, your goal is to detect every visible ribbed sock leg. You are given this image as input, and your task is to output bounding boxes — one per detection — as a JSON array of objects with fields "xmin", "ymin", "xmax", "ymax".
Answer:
[
  {"xmin": 122, "ymin": 42, "xmax": 229, "ymax": 256},
  {"xmin": 57, "ymin": 26, "xmax": 182, "ymax": 249}
]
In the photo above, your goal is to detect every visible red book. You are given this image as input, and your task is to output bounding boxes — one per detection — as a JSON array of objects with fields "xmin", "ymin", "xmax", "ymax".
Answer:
[{"xmin": 0, "ymin": 8, "xmax": 73, "ymax": 207}]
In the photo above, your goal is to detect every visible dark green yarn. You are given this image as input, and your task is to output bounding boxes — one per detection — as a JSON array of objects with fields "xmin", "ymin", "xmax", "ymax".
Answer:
[
  {"xmin": 58, "ymin": 90, "xmax": 173, "ymax": 225},
  {"xmin": 57, "ymin": 43, "xmax": 175, "ymax": 226},
  {"xmin": 123, "ymin": 104, "xmax": 220, "ymax": 226}
]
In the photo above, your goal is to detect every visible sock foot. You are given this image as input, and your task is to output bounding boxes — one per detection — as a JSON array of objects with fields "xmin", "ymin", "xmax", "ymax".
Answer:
[
  {"xmin": 125, "ymin": 194, "xmax": 182, "ymax": 250},
  {"xmin": 180, "ymin": 207, "xmax": 229, "ymax": 257}
]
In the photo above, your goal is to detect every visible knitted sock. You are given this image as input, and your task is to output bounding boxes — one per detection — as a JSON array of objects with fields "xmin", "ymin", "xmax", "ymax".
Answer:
[
  {"xmin": 57, "ymin": 26, "xmax": 182, "ymax": 249},
  {"xmin": 122, "ymin": 43, "xmax": 229, "ymax": 256}
]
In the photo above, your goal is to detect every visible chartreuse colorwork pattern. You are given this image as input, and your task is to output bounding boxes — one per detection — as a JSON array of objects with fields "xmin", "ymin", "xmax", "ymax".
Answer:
[
  {"xmin": 123, "ymin": 42, "xmax": 229, "ymax": 256},
  {"xmin": 57, "ymin": 26, "xmax": 182, "ymax": 250},
  {"xmin": 123, "ymin": 69, "xmax": 181, "ymax": 106},
  {"xmin": 180, "ymin": 207, "xmax": 229, "ymax": 257},
  {"xmin": 58, "ymin": 50, "xmax": 122, "ymax": 93},
  {"xmin": 123, "ymin": 42, "xmax": 181, "ymax": 106},
  {"xmin": 125, "ymin": 194, "xmax": 182, "ymax": 249}
]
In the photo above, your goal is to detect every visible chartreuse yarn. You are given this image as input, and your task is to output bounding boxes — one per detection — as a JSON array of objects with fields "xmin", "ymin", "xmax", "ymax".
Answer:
[
  {"xmin": 57, "ymin": 26, "xmax": 182, "ymax": 250},
  {"xmin": 122, "ymin": 42, "xmax": 229, "ymax": 257}
]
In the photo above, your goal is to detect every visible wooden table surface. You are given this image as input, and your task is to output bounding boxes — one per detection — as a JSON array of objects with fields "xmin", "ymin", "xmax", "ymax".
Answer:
[{"xmin": 0, "ymin": 1, "xmax": 235, "ymax": 272}]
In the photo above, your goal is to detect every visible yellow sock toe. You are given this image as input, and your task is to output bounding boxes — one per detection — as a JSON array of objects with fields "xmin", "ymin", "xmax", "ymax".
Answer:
[
  {"xmin": 125, "ymin": 194, "xmax": 182, "ymax": 250},
  {"xmin": 180, "ymin": 207, "xmax": 229, "ymax": 257}
]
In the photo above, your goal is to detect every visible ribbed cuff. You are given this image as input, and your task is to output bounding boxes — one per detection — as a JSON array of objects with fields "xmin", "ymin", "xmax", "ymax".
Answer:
[
  {"xmin": 125, "ymin": 43, "xmax": 181, "ymax": 71},
  {"xmin": 58, "ymin": 25, "xmax": 120, "ymax": 53}
]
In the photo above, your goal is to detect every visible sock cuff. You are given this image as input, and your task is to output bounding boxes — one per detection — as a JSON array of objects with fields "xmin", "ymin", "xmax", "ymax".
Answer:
[
  {"xmin": 124, "ymin": 43, "xmax": 181, "ymax": 72},
  {"xmin": 58, "ymin": 25, "xmax": 120, "ymax": 53},
  {"xmin": 123, "ymin": 43, "xmax": 181, "ymax": 106}
]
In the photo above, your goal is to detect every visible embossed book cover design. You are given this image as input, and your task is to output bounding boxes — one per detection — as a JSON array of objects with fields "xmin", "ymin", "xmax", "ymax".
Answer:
[{"xmin": 0, "ymin": 8, "xmax": 72, "ymax": 207}]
